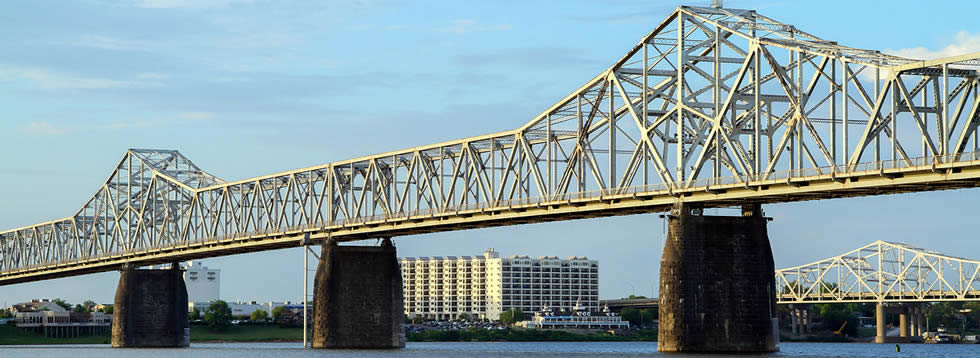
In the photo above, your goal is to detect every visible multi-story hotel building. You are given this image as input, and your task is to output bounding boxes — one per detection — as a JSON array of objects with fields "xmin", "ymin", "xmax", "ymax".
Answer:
[{"xmin": 400, "ymin": 248, "xmax": 599, "ymax": 320}]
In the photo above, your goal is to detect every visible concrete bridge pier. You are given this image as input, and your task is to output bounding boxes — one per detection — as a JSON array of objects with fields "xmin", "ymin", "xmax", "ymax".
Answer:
[
  {"xmin": 899, "ymin": 307, "xmax": 909, "ymax": 339},
  {"xmin": 658, "ymin": 202, "xmax": 778, "ymax": 353},
  {"xmin": 914, "ymin": 305, "xmax": 923, "ymax": 338},
  {"xmin": 111, "ymin": 263, "xmax": 189, "ymax": 348},
  {"xmin": 312, "ymin": 238, "xmax": 405, "ymax": 349},
  {"xmin": 791, "ymin": 307, "xmax": 799, "ymax": 335},
  {"xmin": 874, "ymin": 302, "xmax": 887, "ymax": 343}
]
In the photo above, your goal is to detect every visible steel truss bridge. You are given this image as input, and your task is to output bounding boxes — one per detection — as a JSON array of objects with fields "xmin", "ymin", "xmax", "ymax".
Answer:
[
  {"xmin": 4, "ymin": 5, "xmax": 980, "ymax": 285},
  {"xmin": 776, "ymin": 241, "xmax": 980, "ymax": 304}
]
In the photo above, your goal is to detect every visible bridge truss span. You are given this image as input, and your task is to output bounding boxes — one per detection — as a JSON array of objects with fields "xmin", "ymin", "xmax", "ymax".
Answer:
[
  {"xmin": 4, "ymin": 5, "xmax": 980, "ymax": 285},
  {"xmin": 776, "ymin": 240, "xmax": 980, "ymax": 303}
]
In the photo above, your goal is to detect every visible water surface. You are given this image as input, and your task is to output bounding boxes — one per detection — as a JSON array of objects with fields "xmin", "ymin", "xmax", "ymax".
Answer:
[{"xmin": 1, "ymin": 342, "xmax": 978, "ymax": 357}]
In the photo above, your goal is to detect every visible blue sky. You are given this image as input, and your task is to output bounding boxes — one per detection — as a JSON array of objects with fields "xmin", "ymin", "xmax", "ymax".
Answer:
[{"xmin": 2, "ymin": 0, "xmax": 980, "ymax": 306}]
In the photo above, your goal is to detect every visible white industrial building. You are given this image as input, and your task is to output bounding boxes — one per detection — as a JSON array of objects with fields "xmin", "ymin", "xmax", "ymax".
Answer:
[
  {"xmin": 183, "ymin": 261, "xmax": 220, "ymax": 303},
  {"xmin": 400, "ymin": 249, "xmax": 600, "ymax": 321},
  {"xmin": 188, "ymin": 301, "xmax": 300, "ymax": 318}
]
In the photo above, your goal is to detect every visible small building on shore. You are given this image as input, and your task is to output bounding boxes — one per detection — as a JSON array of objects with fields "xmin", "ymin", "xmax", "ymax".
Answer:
[
  {"xmin": 10, "ymin": 299, "xmax": 111, "ymax": 338},
  {"xmin": 10, "ymin": 299, "xmax": 65, "ymax": 314}
]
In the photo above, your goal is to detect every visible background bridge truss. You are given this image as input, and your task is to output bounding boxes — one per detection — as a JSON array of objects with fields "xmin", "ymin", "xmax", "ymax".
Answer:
[
  {"xmin": 4, "ymin": 5, "xmax": 980, "ymax": 284},
  {"xmin": 776, "ymin": 240, "xmax": 980, "ymax": 303}
]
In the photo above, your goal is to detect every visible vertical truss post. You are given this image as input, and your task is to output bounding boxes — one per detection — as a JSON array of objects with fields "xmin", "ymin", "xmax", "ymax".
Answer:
[
  {"xmin": 713, "ymin": 26, "xmax": 721, "ymax": 183},
  {"xmin": 830, "ymin": 58, "xmax": 837, "ymax": 168},
  {"xmin": 942, "ymin": 64, "xmax": 949, "ymax": 156},
  {"xmin": 891, "ymin": 79, "xmax": 898, "ymax": 162},
  {"xmin": 753, "ymin": 44, "xmax": 761, "ymax": 176},
  {"xmin": 546, "ymin": 114, "xmax": 552, "ymax": 199},
  {"xmin": 676, "ymin": 11, "xmax": 686, "ymax": 182},
  {"xmin": 577, "ymin": 94, "xmax": 584, "ymax": 193},
  {"xmin": 609, "ymin": 76, "xmax": 616, "ymax": 189},
  {"xmin": 875, "ymin": 68, "xmax": 881, "ymax": 162},
  {"xmin": 642, "ymin": 42, "xmax": 649, "ymax": 186},
  {"xmin": 843, "ymin": 60, "xmax": 849, "ymax": 165}
]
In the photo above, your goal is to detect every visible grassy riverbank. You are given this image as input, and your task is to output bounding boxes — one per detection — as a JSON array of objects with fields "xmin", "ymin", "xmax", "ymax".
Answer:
[
  {"xmin": 408, "ymin": 328, "xmax": 657, "ymax": 342},
  {"xmin": 0, "ymin": 324, "xmax": 110, "ymax": 345},
  {"xmin": 190, "ymin": 325, "xmax": 304, "ymax": 342}
]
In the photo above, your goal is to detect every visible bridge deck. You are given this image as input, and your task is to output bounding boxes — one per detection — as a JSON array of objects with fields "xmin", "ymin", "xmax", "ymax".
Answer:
[{"xmin": 4, "ymin": 157, "xmax": 980, "ymax": 285}]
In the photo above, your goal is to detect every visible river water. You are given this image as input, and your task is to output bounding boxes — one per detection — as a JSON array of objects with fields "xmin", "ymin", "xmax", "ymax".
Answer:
[{"xmin": 0, "ymin": 342, "xmax": 977, "ymax": 357}]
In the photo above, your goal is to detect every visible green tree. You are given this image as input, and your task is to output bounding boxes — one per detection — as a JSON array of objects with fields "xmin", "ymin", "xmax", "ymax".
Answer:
[
  {"xmin": 189, "ymin": 307, "xmax": 201, "ymax": 320},
  {"xmin": 499, "ymin": 309, "xmax": 525, "ymax": 325},
  {"xmin": 73, "ymin": 304, "xmax": 89, "ymax": 313},
  {"xmin": 620, "ymin": 308, "xmax": 641, "ymax": 326},
  {"xmin": 458, "ymin": 313, "xmax": 472, "ymax": 321},
  {"xmin": 621, "ymin": 295, "xmax": 647, "ymax": 300},
  {"xmin": 82, "ymin": 300, "xmax": 96, "ymax": 310},
  {"xmin": 250, "ymin": 309, "xmax": 269, "ymax": 321},
  {"xmin": 100, "ymin": 305, "xmax": 114, "ymax": 315},
  {"xmin": 640, "ymin": 309, "xmax": 657, "ymax": 325},
  {"xmin": 0, "ymin": 308, "xmax": 12, "ymax": 318},
  {"xmin": 271, "ymin": 306, "xmax": 286, "ymax": 321},
  {"xmin": 204, "ymin": 300, "xmax": 233, "ymax": 331},
  {"xmin": 53, "ymin": 299, "xmax": 71, "ymax": 311}
]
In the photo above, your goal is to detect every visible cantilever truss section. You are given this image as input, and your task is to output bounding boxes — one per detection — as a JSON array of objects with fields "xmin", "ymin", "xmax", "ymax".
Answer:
[
  {"xmin": 776, "ymin": 240, "xmax": 980, "ymax": 303},
  {"xmin": 4, "ymin": 6, "xmax": 980, "ymax": 282}
]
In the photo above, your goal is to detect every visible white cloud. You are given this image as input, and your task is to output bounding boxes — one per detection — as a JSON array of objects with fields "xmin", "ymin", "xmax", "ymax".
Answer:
[
  {"xmin": 439, "ymin": 20, "xmax": 512, "ymax": 35},
  {"xmin": 851, "ymin": 31, "xmax": 980, "ymax": 82},
  {"xmin": 133, "ymin": 0, "xmax": 255, "ymax": 9},
  {"xmin": 19, "ymin": 69, "xmax": 130, "ymax": 89},
  {"xmin": 107, "ymin": 120, "xmax": 159, "ymax": 129},
  {"xmin": 885, "ymin": 31, "xmax": 980, "ymax": 61},
  {"xmin": 72, "ymin": 34, "xmax": 148, "ymax": 51},
  {"xmin": 20, "ymin": 122, "xmax": 69, "ymax": 136},
  {"xmin": 180, "ymin": 112, "xmax": 216, "ymax": 120},
  {"xmin": 137, "ymin": 73, "xmax": 170, "ymax": 79},
  {"xmin": 0, "ymin": 65, "xmax": 163, "ymax": 89}
]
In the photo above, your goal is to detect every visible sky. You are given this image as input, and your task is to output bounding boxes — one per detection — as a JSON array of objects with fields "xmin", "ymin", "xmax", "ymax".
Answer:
[{"xmin": 2, "ymin": 0, "xmax": 980, "ymax": 306}]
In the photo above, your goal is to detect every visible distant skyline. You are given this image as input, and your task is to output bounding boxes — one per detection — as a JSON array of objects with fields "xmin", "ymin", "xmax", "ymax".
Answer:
[{"xmin": 3, "ymin": 0, "xmax": 980, "ymax": 305}]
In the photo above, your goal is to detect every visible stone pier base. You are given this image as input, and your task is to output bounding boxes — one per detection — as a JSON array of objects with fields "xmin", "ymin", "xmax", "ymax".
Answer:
[
  {"xmin": 112, "ymin": 263, "xmax": 189, "ymax": 348},
  {"xmin": 658, "ymin": 203, "xmax": 779, "ymax": 353},
  {"xmin": 312, "ymin": 239, "xmax": 405, "ymax": 349}
]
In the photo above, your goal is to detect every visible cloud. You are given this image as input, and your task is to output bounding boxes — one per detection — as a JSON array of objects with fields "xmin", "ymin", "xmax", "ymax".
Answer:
[
  {"xmin": 20, "ymin": 122, "xmax": 70, "ymax": 136},
  {"xmin": 453, "ymin": 46, "xmax": 604, "ymax": 70},
  {"xmin": 137, "ymin": 73, "xmax": 170, "ymax": 79},
  {"xmin": 180, "ymin": 112, "xmax": 216, "ymax": 120},
  {"xmin": 885, "ymin": 31, "xmax": 980, "ymax": 61},
  {"xmin": 106, "ymin": 120, "xmax": 160, "ymax": 129},
  {"xmin": 0, "ymin": 65, "xmax": 164, "ymax": 89},
  {"xmin": 132, "ymin": 0, "xmax": 256, "ymax": 9},
  {"xmin": 439, "ymin": 20, "xmax": 512, "ymax": 35},
  {"xmin": 72, "ymin": 34, "xmax": 148, "ymax": 52}
]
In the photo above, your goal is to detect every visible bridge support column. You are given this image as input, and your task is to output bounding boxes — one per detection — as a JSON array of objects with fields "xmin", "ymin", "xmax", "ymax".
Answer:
[
  {"xmin": 915, "ymin": 306, "xmax": 923, "ymax": 337},
  {"xmin": 111, "ymin": 263, "xmax": 189, "ymax": 348},
  {"xmin": 899, "ymin": 307, "xmax": 909, "ymax": 338},
  {"xmin": 910, "ymin": 306, "xmax": 918, "ymax": 337},
  {"xmin": 875, "ymin": 303, "xmax": 886, "ymax": 343},
  {"xmin": 802, "ymin": 308, "xmax": 811, "ymax": 334},
  {"xmin": 658, "ymin": 203, "xmax": 778, "ymax": 353},
  {"xmin": 791, "ymin": 308, "xmax": 799, "ymax": 335},
  {"xmin": 312, "ymin": 238, "xmax": 405, "ymax": 349}
]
